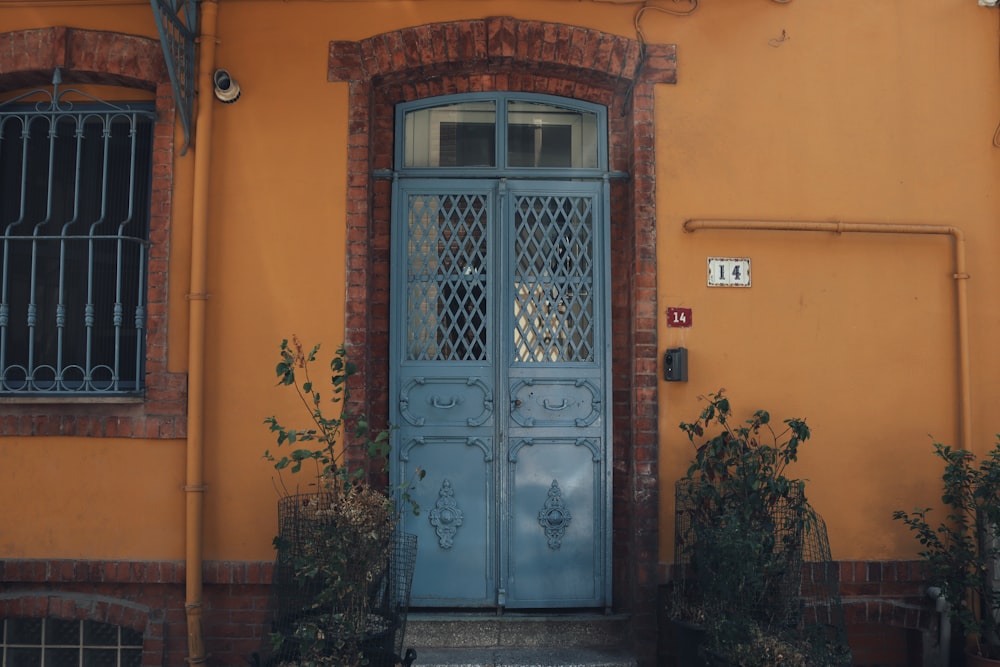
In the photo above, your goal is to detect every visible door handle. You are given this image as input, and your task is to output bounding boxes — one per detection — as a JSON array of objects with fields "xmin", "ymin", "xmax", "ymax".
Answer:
[
  {"xmin": 431, "ymin": 396, "xmax": 457, "ymax": 409},
  {"xmin": 542, "ymin": 398, "xmax": 569, "ymax": 411}
]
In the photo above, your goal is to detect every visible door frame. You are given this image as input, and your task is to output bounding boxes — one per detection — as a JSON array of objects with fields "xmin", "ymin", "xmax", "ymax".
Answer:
[{"xmin": 328, "ymin": 17, "xmax": 676, "ymax": 641}]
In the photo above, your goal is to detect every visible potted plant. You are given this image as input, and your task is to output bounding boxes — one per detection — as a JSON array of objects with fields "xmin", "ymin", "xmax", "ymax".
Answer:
[
  {"xmin": 894, "ymin": 438, "xmax": 1000, "ymax": 665},
  {"xmin": 259, "ymin": 336, "xmax": 421, "ymax": 667},
  {"xmin": 667, "ymin": 390, "xmax": 851, "ymax": 667}
]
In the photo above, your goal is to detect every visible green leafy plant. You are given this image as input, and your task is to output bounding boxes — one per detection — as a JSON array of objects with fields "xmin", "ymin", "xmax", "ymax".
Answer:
[
  {"xmin": 264, "ymin": 337, "xmax": 388, "ymax": 490},
  {"xmin": 676, "ymin": 389, "xmax": 814, "ymax": 623},
  {"xmin": 261, "ymin": 337, "xmax": 422, "ymax": 667},
  {"xmin": 893, "ymin": 438, "xmax": 1000, "ymax": 659},
  {"xmin": 678, "ymin": 388, "xmax": 813, "ymax": 544},
  {"xmin": 670, "ymin": 390, "xmax": 850, "ymax": 667}
]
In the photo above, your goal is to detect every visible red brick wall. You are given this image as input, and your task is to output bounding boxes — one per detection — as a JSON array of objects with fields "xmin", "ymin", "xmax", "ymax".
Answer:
[
  {"xmin": 659, "ymin": 559, "xmax": 937, "ymax": 667},
  {"xmin": 2, "ymin": 557, "xmax": 938, "ymax": 666},
  {"xmin": 848, "ymin": 624, "xmax": 924, "ymax": 667},
  {"xmin": 0, "ymin": 27, "xmax": 187, "ymax": 440},
  {"xmin": 0, "ymin": 559, "xmax": 274, "ymax": 666},
  {"xmin": 840, "ymin": 560, "xmax": 937, "ymax": 667}
]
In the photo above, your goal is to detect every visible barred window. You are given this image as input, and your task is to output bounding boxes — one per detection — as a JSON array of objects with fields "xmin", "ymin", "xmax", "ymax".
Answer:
[
  {"xmin": 0, "ymin": 89, "xmax": 155, "ymax": 395},
  {"xmin": 0, "ymin": 617, "xmax": 143, "ymax": 667}
]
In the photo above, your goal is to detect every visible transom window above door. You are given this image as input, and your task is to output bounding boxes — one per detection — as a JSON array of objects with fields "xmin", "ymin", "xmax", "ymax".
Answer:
[{"xmin": 398, "ymin": 94, "xmax": 606, "ymax": 173}]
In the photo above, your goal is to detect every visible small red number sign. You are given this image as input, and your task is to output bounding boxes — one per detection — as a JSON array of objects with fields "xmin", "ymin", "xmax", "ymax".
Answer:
[{"xmin": 667, "ymin": 307, "xmax": 692, "ymax": 328}]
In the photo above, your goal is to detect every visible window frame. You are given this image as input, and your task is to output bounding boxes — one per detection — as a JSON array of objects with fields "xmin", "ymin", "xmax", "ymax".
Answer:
[
  {"xmin": 0, "ymin": 617, "xmax": 144, "ymax": 667},
  {"xmin": 0, "ymin": 32, "xmax": 186, "ymax": 438},
  {"xmin": 0, "ymin": 91, "xmax": 157, "ymax": 397}
]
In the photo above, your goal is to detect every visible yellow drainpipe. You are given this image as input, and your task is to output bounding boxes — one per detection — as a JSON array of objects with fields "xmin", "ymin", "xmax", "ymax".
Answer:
[
  {"xmin": 185, "ymin": 0, "xmax": 219, "ymax": 663},
  {"xmin": 682, "ymin": 219, "xmax": 972, "ymax": 453}
]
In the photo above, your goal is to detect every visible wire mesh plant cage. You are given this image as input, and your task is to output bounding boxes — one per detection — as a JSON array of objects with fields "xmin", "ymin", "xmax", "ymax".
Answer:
[
  {"xmin": 260, "ymin": 491, "xmax": 417, "ymax": 667},
  {"xmin": 673, "ymin": 481, "xmax": 851, "ymax": 665}
]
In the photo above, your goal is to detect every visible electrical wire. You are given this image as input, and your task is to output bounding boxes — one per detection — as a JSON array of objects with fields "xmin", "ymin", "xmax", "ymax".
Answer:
[
  {"xmin": 634, "ymin": 1, "xmax": 698, "ymax": 44},
  {"xmin": 768, "ymin": 28, "xmax": 789, "ymax": 47},
  {"xmin": 594, "ymin": 0, "xmax": 791, "ymax": 47}
]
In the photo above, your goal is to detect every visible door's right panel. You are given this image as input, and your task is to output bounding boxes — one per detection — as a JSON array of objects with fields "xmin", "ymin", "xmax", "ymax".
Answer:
[{"xmin": 502, "ymin": 181, "xmax": 609, "ymax": 608}]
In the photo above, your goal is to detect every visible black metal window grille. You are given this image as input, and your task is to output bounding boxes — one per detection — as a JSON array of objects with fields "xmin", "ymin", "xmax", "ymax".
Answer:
[
  {"xmin": 0, "ymin": 617, "xmax": 143, "ymax": 667},
  {"xmin": 0, "ymin": 81, "xmax": 155, "ymax": 395}
]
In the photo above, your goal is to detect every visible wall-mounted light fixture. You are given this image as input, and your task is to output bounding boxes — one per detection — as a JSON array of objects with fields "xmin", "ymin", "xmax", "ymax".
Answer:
[
  {"xmin": 980, "ymin": 0, "xmax": 999, "ymax": 7},
  {"xmin": 213, "ymin": 69, "xmax": 241, "ymax": 103}
]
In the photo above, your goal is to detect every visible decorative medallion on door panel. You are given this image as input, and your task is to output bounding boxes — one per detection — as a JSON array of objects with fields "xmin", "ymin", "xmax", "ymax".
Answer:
[
  {"xmin": 428, "ymin": 478, "xmax": 464, "ymax": 549},
  {"xmin": 537, "ymin": 480, "xmax": 573, "ymax": 550}
]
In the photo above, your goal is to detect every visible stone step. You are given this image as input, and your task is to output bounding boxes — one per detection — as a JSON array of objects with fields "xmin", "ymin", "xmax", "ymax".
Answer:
[
  {"xmin": 400, "ymin": 614, "xmax": 636, "ymax": 667},
  {"xmin": 408, "ymin": 647, "xmax": 637, "ymax": 667},
  {"xmin": 403, "ymin": 613, "xmax": 632, "ymax": 649}
]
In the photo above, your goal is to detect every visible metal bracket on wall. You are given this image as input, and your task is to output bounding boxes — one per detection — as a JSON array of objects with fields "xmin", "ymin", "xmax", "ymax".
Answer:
[{"xmin": 150, "ymin": 0, "xmax": 198, "ymax": 154}]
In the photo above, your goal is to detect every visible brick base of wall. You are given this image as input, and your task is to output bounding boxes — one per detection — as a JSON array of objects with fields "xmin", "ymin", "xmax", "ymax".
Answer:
[
  {"xmin": 2, "ymin": 558, "xmax": 938, "ymax": 666},
  {"xmin": 848, "ymin": 622, "xmax": 925, "ymax": 667},
  {"xmin": 657, "ymin": 559, "xmax": 937, "ymax": 667},
  {"xmin": 0, "ymin": 559, "xmax": 274, "ymax": 666}
]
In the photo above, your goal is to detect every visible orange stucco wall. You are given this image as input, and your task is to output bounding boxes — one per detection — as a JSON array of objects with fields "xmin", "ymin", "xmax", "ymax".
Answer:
[
  {"xmin": 654, "ymin": 0, "xmax": 1000, "ymax": 564},
  {"xmin": 0, "ymin": 0, "xmax": 997, "ymax": 571}
]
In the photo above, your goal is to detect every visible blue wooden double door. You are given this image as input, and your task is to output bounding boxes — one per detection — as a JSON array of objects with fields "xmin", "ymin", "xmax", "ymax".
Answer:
[{"xmin": 390, "ymin": 178, "xmax": 612, "ymax": 609}]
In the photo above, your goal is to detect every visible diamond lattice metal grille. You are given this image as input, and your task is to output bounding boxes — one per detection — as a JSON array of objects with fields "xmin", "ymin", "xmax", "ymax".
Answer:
[
  {"xmin": 406, "ymin": 193, "xmax": 489, "ymax": 361},
  {"xmin": 512, "ymin": 194, "xmax": 595, "ymax": 363}
]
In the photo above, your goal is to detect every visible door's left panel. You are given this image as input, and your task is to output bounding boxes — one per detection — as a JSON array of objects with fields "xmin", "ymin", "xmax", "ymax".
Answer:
[{"xmin": 390, "ymin": 180, "xmax": 499, "ymax": 607}]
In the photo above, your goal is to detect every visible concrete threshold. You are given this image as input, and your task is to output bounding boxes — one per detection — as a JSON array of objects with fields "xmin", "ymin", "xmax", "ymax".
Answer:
[
  {"xmin": 404, "ymin": 612, "xmax": 632, "ymax": 649},
  {"xmin": 401, "ymin": 613, "xmax": 637, "ymax": 667},
  {"xmin": 411, "ymin": 646, "xmax": 638, "ymax": 667}
]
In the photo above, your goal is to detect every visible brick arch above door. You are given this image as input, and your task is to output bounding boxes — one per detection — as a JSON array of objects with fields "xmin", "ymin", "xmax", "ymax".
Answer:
[{"xmin": 327, "ymin": 15, "xmax": 674, "ymax": 651}]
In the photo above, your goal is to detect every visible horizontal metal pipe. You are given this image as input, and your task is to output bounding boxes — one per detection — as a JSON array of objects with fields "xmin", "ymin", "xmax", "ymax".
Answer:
[
  {"xmin": 683, "ymin": 218, "xmax": 973, "ymax": 453},
  {"xmin": 684, "ymin": 218, "xmax": 962, "ymax": 239}
]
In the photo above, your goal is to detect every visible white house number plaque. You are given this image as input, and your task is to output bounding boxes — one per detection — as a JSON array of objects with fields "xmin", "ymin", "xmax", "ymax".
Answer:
[{"xmin": 707, "ymin": 257, "xmax": 751, "ymax": 287}]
